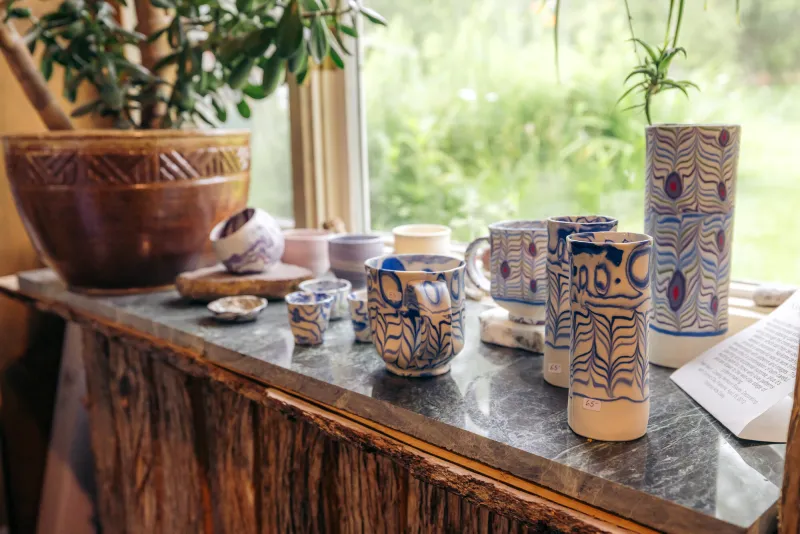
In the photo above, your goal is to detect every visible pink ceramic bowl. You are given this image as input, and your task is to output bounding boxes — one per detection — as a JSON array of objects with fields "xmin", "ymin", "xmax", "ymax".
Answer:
[{"xmin": 282, "ymin": 229, "xmax": 332, "ymax": 277}]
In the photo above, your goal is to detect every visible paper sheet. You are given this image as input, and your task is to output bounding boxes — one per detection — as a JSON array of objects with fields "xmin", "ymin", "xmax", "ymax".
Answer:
[{"xmin": 670, "ymin": 292, "xmax": 800, "ymax": 442}]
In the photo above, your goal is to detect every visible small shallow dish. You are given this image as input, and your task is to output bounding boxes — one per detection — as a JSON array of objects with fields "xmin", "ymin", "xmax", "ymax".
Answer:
[
  {"xmin": 299, "ymin": 278, "xmax": 352, "ymax": 320},
  {"xmin": 207, "ymin": 295, "xmax": 268, "ymax": 322},
  {"xmin": 285, "ymin": 291, "xmax": 335, "ymax": 345},
  {"xmin": 347, "ymin": 289, "xmax": 371, "ymax": 343}
]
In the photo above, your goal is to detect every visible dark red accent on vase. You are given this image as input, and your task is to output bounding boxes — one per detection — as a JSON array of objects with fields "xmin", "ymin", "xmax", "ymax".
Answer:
[
  {"xmin": 528, "ymin": 242, "xmax": 537, "ymax": 256},
  {"xmin": 717, "ymin": 182, "xmax": 727, "ymax": 201},
  {"xmin": 711, "ymin": 296, "xmax": 719, "ymax": 315},
  {"xmin": 529, "ymin": 279, "xmax": 537, "ymax": 292},
  {"xmin": 719, "ymin": 129, "xmax": 730, "ymax": 147},
  {"xmin": 717, "ymin": 230, "xmax": 725, "ymax": 252},
  {"xmin": 664, "ymin": 171, "xmax": 683, "ymax": 200},
  {"xmin": 667, "ymin": 270, "xmax": 686, "ymax": 312},
  {"xmin": 500, "ymin": 261, "xmax": 510, "ymax": 279}
]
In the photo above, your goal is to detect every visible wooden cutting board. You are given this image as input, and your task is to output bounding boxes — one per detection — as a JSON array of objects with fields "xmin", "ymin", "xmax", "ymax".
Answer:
[{"xmin": 176, "ymin": 263, "xmax": 313, "ymax": 301}]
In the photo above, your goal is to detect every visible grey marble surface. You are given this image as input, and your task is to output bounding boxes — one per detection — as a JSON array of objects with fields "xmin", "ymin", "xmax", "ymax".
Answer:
[{"xmin": 7, "ymin": 270, "xmax": 785, "ymax": 534}]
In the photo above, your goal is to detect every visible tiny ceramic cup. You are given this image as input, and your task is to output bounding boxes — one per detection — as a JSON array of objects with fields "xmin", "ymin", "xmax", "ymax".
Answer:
[
  {"xmin": 285, "ymin": 291, "xmax": 334, "ymax": 346},
  {"xmin": 348, "ymin": 289, "xmax": 371, "ymax": 342},
  {"xmin": 299, "ymin": 278, "xmax": 351, "ymax": 320},
  {"xmin": 282, "ymin": 229, "xmax": 332, "ymax": 277},
  {"xmin": 210, "ymin": 208, "xmax": 285, "ymax": 274},
  {"xmin": 392, "ymin": 224, "xmax": 452, "ymax": 255},
  {"xmin": 566, "ymin": 231, "xmax": 652, "ymax": 441},
  {"xmin": 465, "ymin": 220, "xmax": 548, "ymax": 325},
  {"xmin": 328, "ymin": 234, "xmax": 385, "ymax": 289},
  {"xmin": 544, "ymin": 215, "xmax": 618, "ymax": 388},
  {"xmin": 366, "ymin": 254, "xmax": 466, "ymax": 377}
]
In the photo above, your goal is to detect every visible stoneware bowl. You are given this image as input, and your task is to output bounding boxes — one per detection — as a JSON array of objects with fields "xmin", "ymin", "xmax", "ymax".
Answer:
[
  {"xmin": 299, "ymin": 278, "xmax": 352, "ymax": 320},
  {"xmin": 210, "ymin": 207, "xmax": 285, "ymax": 274},
  {"xmin": 282, "ymin": 229, "xmax": 332, "ymax": 277},
  {"xmin": 285, "ymin": 291, "xmax": 334, "ymax": 346},
  {"xmin": 392, "ymin": 224, "xmax": 452, "ymax": 255},
  {"xmin": 328, "ymin": 234, "xmax": 385, "ymax": 289},
  {"xmin": 347, "ymin": 289, "xmax": 371, "ymax": 343},
  {"xmin": 207, "ymin": 295, "xmax": 267, "ymax": 322}
]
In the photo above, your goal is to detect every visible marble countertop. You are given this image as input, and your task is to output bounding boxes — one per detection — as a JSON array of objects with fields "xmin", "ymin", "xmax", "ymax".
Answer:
[{"xmin": 1, "ymin": 270, "xmax": 784, "ymax": 534}]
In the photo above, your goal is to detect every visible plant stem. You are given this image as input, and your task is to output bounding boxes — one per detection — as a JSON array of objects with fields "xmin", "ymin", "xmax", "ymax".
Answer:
[
  {"xmin": 644, "ymin": 93, "xmax": 652, "ymax": 125},
  {"xmin": 672, "ymin": 0, "xmax": 685, "ymax": 47},
  {"xmin": 554, "ymin": 0, "xmax": 561, "ymax": 82},
  {"xmin": 622, "ymin": 0, "xmax": 640, "ymax": 62},
  {"xmin": 664, "ymin": 0, "xmax": 675, "ymax": 48},
  {"xmin": 135, "ymin": 1, "xmax": 172, "ymax": 128}
]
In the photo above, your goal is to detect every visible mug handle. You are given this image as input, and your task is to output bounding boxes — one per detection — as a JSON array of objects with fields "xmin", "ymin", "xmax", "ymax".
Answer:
[
  {"xmin": 408, "ymin": 280, "xmax": 453, "ymax": 359},
  {"xmin": 464, "ymin": 236, "xmax": 491, "ymax": 292}
]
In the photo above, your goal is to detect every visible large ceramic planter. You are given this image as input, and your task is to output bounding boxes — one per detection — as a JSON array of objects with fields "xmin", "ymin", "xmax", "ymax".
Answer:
[
  {"xmin": 3, "ymin": 130, "xmax": 250, "ymax": 292},
  {"xmin": 645, "ymin": 124, "xmax": 741, "ymax": 368}
]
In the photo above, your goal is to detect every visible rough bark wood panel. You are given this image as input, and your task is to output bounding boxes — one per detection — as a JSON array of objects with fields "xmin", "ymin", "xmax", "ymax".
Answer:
[{"xmin": 780, "ymin": 345, "xmax": 800, "ymax": 534}]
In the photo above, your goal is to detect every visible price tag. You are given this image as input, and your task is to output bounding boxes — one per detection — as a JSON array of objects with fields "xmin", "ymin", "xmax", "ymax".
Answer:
[
  {"xmin": 582, "ymin": 398, "xmax": 601, "ymax": 412},
  {"xmin": 547, "ymin": 363, "xmax": 562, "ymax": 374}
]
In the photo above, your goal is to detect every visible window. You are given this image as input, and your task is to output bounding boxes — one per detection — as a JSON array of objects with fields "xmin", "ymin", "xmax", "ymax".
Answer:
[{"xmin": 360, "ymin": 0, "xmax": 800, "ymax": 284}]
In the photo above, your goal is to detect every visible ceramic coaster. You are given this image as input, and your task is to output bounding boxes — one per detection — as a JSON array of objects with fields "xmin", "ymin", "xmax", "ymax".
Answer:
[{"xmin": 479, "ymin": 307, "xmax": 544, "ymax": 354}]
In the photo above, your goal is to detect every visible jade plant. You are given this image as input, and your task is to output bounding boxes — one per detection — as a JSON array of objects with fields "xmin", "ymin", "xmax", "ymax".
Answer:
[{"xmin": 0, "ymin": 0, "xmax": 385, "ymax": 129}]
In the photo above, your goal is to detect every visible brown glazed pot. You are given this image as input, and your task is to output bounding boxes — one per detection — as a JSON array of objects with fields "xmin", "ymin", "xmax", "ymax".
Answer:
[{"xmin": 3, "ymin": 130, "xmax": 250, "ymax": 293}]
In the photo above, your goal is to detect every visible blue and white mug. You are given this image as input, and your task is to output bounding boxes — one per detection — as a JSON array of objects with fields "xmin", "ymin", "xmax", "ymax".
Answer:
[
  {"xmin": 365, "ymin": 254, "xmax": 466, "ymax": 377},
  {"xmin": 285, "ymin": 291, "xmax": 334, "ymax": 346}
]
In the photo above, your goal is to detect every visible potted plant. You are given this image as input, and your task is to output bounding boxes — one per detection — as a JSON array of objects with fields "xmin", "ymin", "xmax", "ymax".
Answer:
[{"xmin": 0, "ymin": 0, "xmax": 385, "ymax": 292}]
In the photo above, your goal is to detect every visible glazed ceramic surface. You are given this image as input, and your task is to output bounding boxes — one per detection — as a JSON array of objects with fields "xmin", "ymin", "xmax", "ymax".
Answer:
[
  {"xmin": 328, "ymin": 234, "xmax": 385, "ymax": 288},
  {"xmin": 544, "ymin": 215, "xmax": 618, "ymax": 388},
  {"xmin": 348, "ymin": 289, "xmax": 372, "ymax": 343},
  {"xmin": 210, "ymin": 208, "xmax": 284, "ymax": 274},
  {"xmin": 282, "ymin": 229, "xmax": 331, "ymax": 277},
  {"xmin": 299, "ymin": 278, "xmax": 351, "ymax": 320},
  {"xmin": 285, "ymin": 291, "xmax": 334, "ymax": 345},
  {"xmin": 465, "ymin": 220, "xmax": 548, "ymax": 324},
  {"xmin": 645, "ymin": 125, "xmax": 741, "ymax": 368},
  {"xmin": 566, "ymin": 232, "xmax": 652, "ymax": 441},
  {"xmin": 392, "ymin": 224, "xmax": 452, "ymax": 255},
  {"xmin": 366, "ymin": 254, "xmax": 466, "ymax": 377},
  {"xmin": 207, "ymin": 295, "xmax": 267, "ymax": 322}
]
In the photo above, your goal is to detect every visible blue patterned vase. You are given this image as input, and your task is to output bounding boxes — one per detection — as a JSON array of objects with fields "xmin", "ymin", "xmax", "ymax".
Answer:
[
  {"xmin": 567, "ymin": 232, "xmax": 652, "ymax": 441},
  {"xmin": 544, "ymin": 215, "xmax": 618, "ymax": 387},
  {"xmin": 465, "ymin": 220, "xmax": 548, "ymax": 325},
  {"xmin": 645, "ymin": 124, "xmax": 741, "ymax": 368},
  {"xmin": 366, "ymin": 254, "xmax": 466, "ymax": 377},
  {"xmin": 285, "ymin": 291, "xmax": 334, "ymax": 346}
]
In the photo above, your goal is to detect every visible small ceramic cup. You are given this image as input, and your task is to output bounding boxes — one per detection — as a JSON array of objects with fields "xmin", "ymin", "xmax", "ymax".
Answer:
[
  {"xmin": 328, "ymin": 234, "xmax": 385, "ymax": 289},
  {"xmin": 348, "ymin": 289, "xmax": 372, "ymax": 343},
  {"xmin": 285, "ymin": 291, "xmax": 334, "ymax": 346},
  {"xmin": 282, "ymin": 229, "xmax": 332, "ymax": 277},
  {"xmin": 567, "ymin": 231, "xmax": 652, "ymax": 441},
  {"xmin": 465, "ymin": 220, "xmax": 548, "ymax": 325},
  {"xmin": 299, "ymin": 278, "xmax": 352, "ymax": 320},
  {"xmin": 366, "ymin": 254, "xmax": 466, "ymax": 377},
  {"xmin": 392, "ymin": 224, "xmax": 452, "ymax": 255},
  {"xmin": 210, "ymin": 208, "xmax": 285, "ymax": 274}
]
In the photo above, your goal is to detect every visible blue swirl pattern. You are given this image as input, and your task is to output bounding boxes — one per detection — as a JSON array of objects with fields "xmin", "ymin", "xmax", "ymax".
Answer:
[
  {"xmin": 286, "ymin": 292, "xmax": 334, "ymax": 345},
  {"xmin": 489, "ymin": 221, "xmax": 548, "ymax": 309},
  {"xmin": 348, "ymin": 290, "xmax": 372, "ymax": 343}
]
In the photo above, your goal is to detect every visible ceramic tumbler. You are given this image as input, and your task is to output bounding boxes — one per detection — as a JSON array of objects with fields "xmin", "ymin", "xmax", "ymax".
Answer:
[
  {"xmin": 210, "ymin": 208, "xmax": 285, "ymax": 274},
  {"xmin": 348, "ymin": 289, "xmax": 372, "ymax": 342},
  {"xmin": 328, "ymin": 234, "xmax": 385, "ymax": 289},
  {"xmin": 392, "ymin": 224, "xmax": 452, "ymax": 255},
  {"xmin": 566, "ymin": 232, "xmax": 652, "ymax": 441},
  {"xmin": 282, "ymin": 229, "xmax": 332, "ymax": 277},
  {"xmin": 645, "ymin": 125, "xmax": 741, "ymax": 368},
  {"xmin": 366, "ymin": 254, "xmax": 466, "ymax": 377},
  {"xmin": 465, "ymin": 220, "xmax": 548, "ymax": 324},
  {"xmin": 299, "ymin": 278, "xmax": 351, "ymax": 320},
  {"xmin": 544, "ymin": 215, "xmax": 618, "ymax": 387},
  {"xmin": 285, "ymin": 291, "xmax": 334, "ymax": 346}
]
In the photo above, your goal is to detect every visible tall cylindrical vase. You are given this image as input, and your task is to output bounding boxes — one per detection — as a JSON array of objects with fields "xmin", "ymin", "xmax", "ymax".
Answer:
[{"xmin": 645, "ymin": 124, "xmax": 741, "ymax": 368}]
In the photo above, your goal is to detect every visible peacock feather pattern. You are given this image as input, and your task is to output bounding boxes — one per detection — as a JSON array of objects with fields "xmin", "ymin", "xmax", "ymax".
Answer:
[{"xmin": 490, "ymin": 222, "xmax": 548, "ymax": 306}]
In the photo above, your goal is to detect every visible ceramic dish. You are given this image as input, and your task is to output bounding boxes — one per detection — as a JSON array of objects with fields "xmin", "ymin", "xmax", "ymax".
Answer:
[{"xmin": 207, "ymin": 295, "xmax": 268, "ymax": 322}]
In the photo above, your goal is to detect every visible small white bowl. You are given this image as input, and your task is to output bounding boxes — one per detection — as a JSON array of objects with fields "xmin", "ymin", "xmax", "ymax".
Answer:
[
  {"xmin": 299, "ymin": 278, "xmax": 352, "ymax": 320},
  {"xmin": 207, "ymin": 295, "xmax": 268, "ymax": 322}
]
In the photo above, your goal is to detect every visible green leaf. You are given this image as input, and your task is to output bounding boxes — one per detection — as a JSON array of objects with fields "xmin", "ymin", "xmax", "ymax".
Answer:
[
  {"xmin": 237, "ymin": 99, "xmax": 251, "ymax": 118},
  {"xmin": 146, "ymin": 26, "xmax": 169, "ymax": 43},
  {"xmin": 616, "ymin": 81, "xmax": 647, "ymax": 105},
  {"xmin": 624, "ymin": 67, "xmax": 656, "ymax": 84},
  {"xmin": 302, "ymin": 0, "xmax": 323, "ymax": 10},
  {"xmin": 660, "ymin": 79, "xmax": 690, "ymax": 98},
  {"xmin": 310, "ymin": 16, "xmax": 328, "ymax": 64},
  {"xmin": 152, "ymin": 52, "xmax": 179, "ymax": 71},
  {"xmin": 296, "ymin": 64, "xmax": 309, "ymax": 84},
  {"xmin": 150, "ymin": 0, "xmax": 174, "ymax": 9},
  {"xmin": 331, "ymin": 23, "xmax": 351, "ymax": 56},
  {"xmin": 629, "ymin": 38, "xmax": 658, "ymax": 63},
  {"xmin": 554, "ymin": 0, "xmax": 561, "ymax": 82},
  {"xmin": 70, "ymin": 99, "xmax": 101, "ymax": 118},
  {"xmin": 41, "ymin": 57, "xmax": 54, "ymax": 81},
  {"xmin": 212, "ymin": 96, "xmax": 227, "ymax": 122},
  {"xmin": 9, "ymin": 7, "xmax": 32, "ymax": 19},
  {"xmin": 236, "ymin": 0, "xmax": 254, "ymax": 13},
  {"xmin": 261, "ymin": 55, "xmax": 285, "ymax": 97},
  {"xmin": 244, "ymin": 27, "xmax": 276, "ymax": 57},
  {"xmin": 358, "ymin": 5, "xmax": 386, "ymax": 26},
  {"xmin": 328, "ymin": 45, "xmax": 344, "ymax": 69},
  {"xmin": 229, "ymin": 57, "xmax": 256, "ymax": 89},
  {"xmin": 243, "ymin": 84, "xmax": 266, "ymax": 99},
  {"xmin": 339, "ymin": 24, "xmax": 357, "ymax": 38},
  {"xmin": 287, "ymin": 44, "xmax": 307, "ymax": 74},
  {"xmin": 275, "ymin": 0, "xmax": 304, "ymax": 58}
]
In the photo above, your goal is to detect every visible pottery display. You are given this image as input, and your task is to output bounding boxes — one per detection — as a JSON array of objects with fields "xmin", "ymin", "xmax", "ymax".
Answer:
[
  {"xmin": 348, "ymin": 289, "xmax": 372, "ymax": 343},
  {"xmin": 299, "ymin": 278, "xmax": 352, "ymax": 320},
  {"xmin": 566, "ymin": 231, "xmax": 652, "ymax": 441},
  {"xmin": 210, "ymin": 208, "xmax": 284, "ymax": 274},
  {"xmin": 366, "ymin": 254, "xmax": 466, "ymax": 377},
  {"xmin": 2, "ymin": 130, "xmax": 250, "ymax": 292},
  {"xmin": 207, "ymin": 295, "xmax": 267, "ymax": 322},
  {"xmin": 285, "ymin": 291, "xmax": 334, "ymax": 346},
  {"xmin": 282, "ymin": 229, "xmax": 332, "ymax": 277},
  {"xmin": 392, "ymin": 224, "xmax": 452, "ymax": 255},
  {"xmin": 465, "ymin": 220, "xmax": 548, "ymax": 324},
  {"xmin": 645, "ymin": 125, "xmax": 741, "ymax": 368},
  {"xmin": 544, "ymin": 215, "xmax": 618, "ymax": 388},
  {"xmin": 328, "ymin": 234, "xmax": 385, "ymax": 288}
]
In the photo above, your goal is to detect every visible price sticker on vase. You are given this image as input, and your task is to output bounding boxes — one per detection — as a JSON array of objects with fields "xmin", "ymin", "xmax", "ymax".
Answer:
[
  {"xmin": 582, "ymin": 398, "xmax": 601, "ymax": 412},
  {"xmin": 548, "ymin": 363, "xmax": 562, "ymax": 374}
]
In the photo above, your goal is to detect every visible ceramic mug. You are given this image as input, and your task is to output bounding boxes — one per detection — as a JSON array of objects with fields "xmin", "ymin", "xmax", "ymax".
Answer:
[
  {"xmin": 328, "ymin": 234, "xmax": 385, "ymax": 289},
  {"xmin": 210, "ymin": 208, "xmax": 285, "ymax": 274},
  {"xmin": 366, "ymin": 254, "xmax": 466, "ymax": 377},
  {"xmin": 282, "ymin": 229, "xmax": 331, "ymax": 277},
  {"xmin": 567, "ymin": 231, "xmax": 652, "ymax": 441},
  {"xmin": 299, "ymin": 278, "xmax": 351, "ymax": 320},
  {"xmin": 285, "ymin": 291, "xmax": 334, "ymax": 346},
  {"xmin": 544, "ymin": 215, "xmax": 618, "ymax": 388},
  {"xmin": 392, "ymin": 224, "xmax": 452, "ymax": 255},
  {"xmin": 348, "ymin": 289, "xmax": 372, "ymax": 343},
  {"xmin": 464, "ymin": 220, "xmax": 548, "ymax": 324}
]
